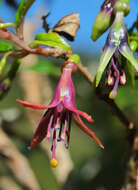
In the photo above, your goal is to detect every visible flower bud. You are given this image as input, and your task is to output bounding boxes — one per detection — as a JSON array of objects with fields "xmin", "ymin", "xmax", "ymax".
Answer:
[
  {"xmin": 0, "ymin": 79, "xmax": 11, "ymax": 99},
  {"xmin": 0, "ymin": 79, "xmax": 11, "ymax": 92},
  {"xmin": 91, "ymin": 0, "xmax": 115, "ymax": 41}
]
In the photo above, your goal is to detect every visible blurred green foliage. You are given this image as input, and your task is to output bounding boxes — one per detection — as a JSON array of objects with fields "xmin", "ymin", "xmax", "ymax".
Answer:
[{"xmin": 25, "ymin": 59, "xmax": 60, "ymax": 77}]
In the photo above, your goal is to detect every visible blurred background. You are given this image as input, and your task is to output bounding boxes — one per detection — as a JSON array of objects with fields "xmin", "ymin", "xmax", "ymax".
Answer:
[{"xmin": 0, "ymin": 0, "xmax": 138, "ymax": 190}]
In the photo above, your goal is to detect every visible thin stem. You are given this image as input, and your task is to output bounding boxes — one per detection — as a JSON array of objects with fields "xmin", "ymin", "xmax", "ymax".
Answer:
[
  {"xmin": 77, "ymin": 61, "xmax": 94, "ymax": 83},
  {"xmin": 95, "ymin": 87, "xmax": 136, "ymax": 146},
  {"xmin": 0, "ymin": 29, "xmax": 72, "ymax": 58}
]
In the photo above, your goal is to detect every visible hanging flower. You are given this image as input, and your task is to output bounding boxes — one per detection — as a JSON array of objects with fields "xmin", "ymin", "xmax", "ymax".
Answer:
[
  {"xmin": 95, "ymin": 11, "xmax": 138, "ymax": 99},
  {"xmin": 17, "ymin": 61, "xmax": 103, "ymax": 168}
]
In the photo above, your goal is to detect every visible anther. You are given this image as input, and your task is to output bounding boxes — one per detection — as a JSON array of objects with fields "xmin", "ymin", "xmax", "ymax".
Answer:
[{"xmin": 50, "ymin": 158, "xmax": 58, "ymax": 168}]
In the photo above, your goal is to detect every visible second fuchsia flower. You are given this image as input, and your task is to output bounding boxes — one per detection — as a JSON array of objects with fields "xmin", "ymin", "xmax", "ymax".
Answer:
[
  {"xmin": 17, "ymin": 61, "xmax": 103, "ymax": 168},
  {"xmin": 95, "ymin": 10, "xmax": 138, "ymax": 99}
]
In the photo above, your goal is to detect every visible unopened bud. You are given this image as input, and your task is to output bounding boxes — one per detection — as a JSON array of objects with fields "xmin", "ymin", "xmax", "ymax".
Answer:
[{"xmin": 91, "ymin": 0, "xmax": 115, "ymax": 41}]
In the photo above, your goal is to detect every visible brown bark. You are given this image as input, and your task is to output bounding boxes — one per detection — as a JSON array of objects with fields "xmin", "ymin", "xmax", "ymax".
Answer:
[
  {"xmin": 122, "ymin": 137, "xmax": 138, "ymax": 190},
  {"xmin": 0, "ymin": 176, "xmax": 21, "ymax": 190},
  {"xmin": 0, "ymin": 128, "xmax": 41, "ymax": 190}
]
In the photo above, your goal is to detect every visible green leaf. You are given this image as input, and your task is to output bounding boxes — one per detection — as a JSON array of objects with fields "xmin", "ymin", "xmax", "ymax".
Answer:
[
  {"xmin": 0, "ymin": 41, "xmax": 13, "ymax": 52},
  {"xmin": 96, "ymin": 47, "xmax": 116, "ymax": 87},
  {"xmin": 30, "ymin": 32, "xmax": 72, "ymax": 51},
  {"xmin": 119, "ymin": 45, "xmax": 138, "ymax": 72},
  {"xmin": 125, "ymin": 60, "xmax": 135, "ymax": 87},
  {"xmin": 25, "ymin": 60, "xmax": 60, "ymax": 77},
  {"xmin": 15, "ymin": 0, "xmax": 35, "ymax": 29}
]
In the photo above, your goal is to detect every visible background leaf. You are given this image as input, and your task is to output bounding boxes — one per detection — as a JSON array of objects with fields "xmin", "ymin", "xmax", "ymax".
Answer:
[
  {"xmin": 24, "ymin": 59, "xmax": 61, "ymax": 77},
  {"xmin": 0, "ymin": 40, "xmax": 13, "ymax": 52},
  {"xmin": 15, "ymin": 0, "xmax": 35, "ymax": 33}
]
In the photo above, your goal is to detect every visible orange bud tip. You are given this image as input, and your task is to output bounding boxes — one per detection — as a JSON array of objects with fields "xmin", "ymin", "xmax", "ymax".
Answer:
[{"xmin": 50, "ymin": 159, "xmax": 58, "ymax": 168}]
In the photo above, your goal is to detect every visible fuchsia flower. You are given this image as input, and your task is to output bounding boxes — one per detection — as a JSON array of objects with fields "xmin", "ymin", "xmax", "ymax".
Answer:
[
  {"xmin": 17, "ymin": 62, "xmax": 103, "ymax": 168},
  {"xmin": 96, "ymin": 11, "xmax": 138, "ymax": 99}
]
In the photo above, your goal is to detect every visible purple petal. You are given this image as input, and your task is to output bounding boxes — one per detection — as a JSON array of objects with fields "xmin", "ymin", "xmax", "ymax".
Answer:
[{"xmin": 30, "ymin": 110, "xmax": 53, "ymax": 149}]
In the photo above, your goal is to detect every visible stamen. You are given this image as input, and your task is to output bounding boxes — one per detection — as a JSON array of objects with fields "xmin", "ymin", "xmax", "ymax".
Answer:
[
  {"xmin": 50, "ymin": 158, "xmax": 58, "ymax": 168},
  {"xmin": 50, "ymin": 128, "xmax": 58, "ymax": 168},
  {"xmin": 109, "ymin": 90, "xmax": 117, "ymax": 99},
  {"xmin": 66, "ymin": 113, "xmax": 72, "ymax": 149},
  {"xmin": 46, "ymin": 115, "xmax": 53, "ymax": 139},
  {"xmin": 61, "ymin": 119, "xmax": 68, "ymax": 141},
  {"xmin": 109, "ymin": 58, "xmax": 120, "ymax": 99},
  {"xmin": 107, "ymin": 70, "xmax": 114, "ymax": 86},
  {"xmin": 57, "ymin": 122, "xmax": 63, "ymax": 142},
  {"xmin": 55, "ymin": 117, "xmax": 60, "ymax": 130},
  {"xmin": 120, "ymin": 71, "xmax": 126, "ymax": 85}
]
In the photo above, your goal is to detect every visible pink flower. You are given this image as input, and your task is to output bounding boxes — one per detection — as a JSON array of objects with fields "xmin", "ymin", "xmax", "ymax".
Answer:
[{"xmin": 17, "ymin": 62, "xmax": 103, "ymax": 167}]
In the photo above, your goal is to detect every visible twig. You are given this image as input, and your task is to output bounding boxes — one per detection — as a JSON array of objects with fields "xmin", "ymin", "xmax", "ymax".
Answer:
[
  {"xmin": 95, "ymin": 87, "xmax": 136, "ymax": 146},
  {"xmin": 2, "ymin": 120, "xmax": 31, "ymax": 143},
  {"xmin": 77, "ymin": 61, "xmax": 94, "ymax": 83},
  {"xmin": 121, "ymin": 137, "xmax": 138, "ymax": 190},
  {"xmin": 0, "ymin": 128, "xmax": 41, "ymax": 190},
  {"xmin": 0, "ymin": 29, "xmax": 72, "ymax": 58},
  {"xmin": 0, "ymin": 176, "xmax": 21, "ymax": 190}
]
